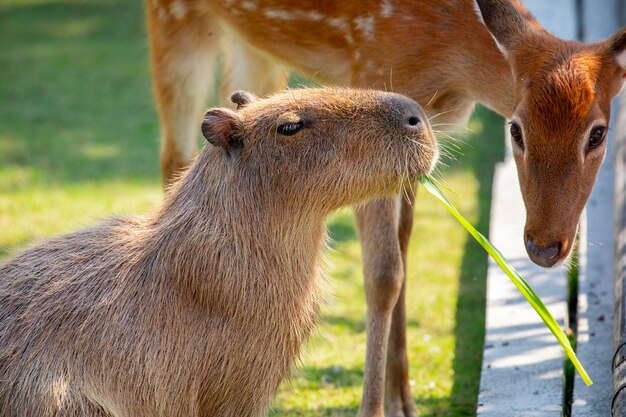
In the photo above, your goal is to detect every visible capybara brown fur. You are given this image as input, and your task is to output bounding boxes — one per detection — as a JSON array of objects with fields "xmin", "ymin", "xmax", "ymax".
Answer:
[{"xmin": 0, "ymin": 88, "xmax": 436, "ymax": 417}]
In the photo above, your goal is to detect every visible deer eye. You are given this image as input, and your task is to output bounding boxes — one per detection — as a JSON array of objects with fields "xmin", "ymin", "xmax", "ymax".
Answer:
[
  {"xmin": 277, "ymin": 121, "xmax": 304, "ymax": 136},
  {"xmin": 510, "ymin": 122, "xmax": 524, "ymax": 150},
  {"xmin": 588, "ymin": 126, "xmax": 606, "ymax": 150}
]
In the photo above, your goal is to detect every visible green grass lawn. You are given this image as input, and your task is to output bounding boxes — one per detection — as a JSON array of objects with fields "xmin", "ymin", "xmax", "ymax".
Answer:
[{"xmin": 0, "ymin": 1, "xmax": 504, "ymax": 415}]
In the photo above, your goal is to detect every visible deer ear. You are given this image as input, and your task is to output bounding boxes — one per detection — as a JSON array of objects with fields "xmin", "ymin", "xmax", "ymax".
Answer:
[
  {"xmin": 474, "ymin": 0, "xmax": 536, "ymax": 56},
  {"xmin": 231, "ymin": 90, "xmax": 258, "ymax": 109},
  {"xmin": 201, "ymin": 108, "xmax": 244, "ymax": 154},
  {"xmin": 607, "ymin": 27, "xmax": 626, "ymax": 75}
]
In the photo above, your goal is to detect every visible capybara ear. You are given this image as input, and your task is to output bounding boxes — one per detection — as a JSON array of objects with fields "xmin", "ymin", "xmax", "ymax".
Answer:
[
  {"xmin": 201, "ymin": 108, "xmax": 243, "ymax": 153},
  {"xmin": 231, "ymin": 90, "xmax": 258, "ymax": 109}
]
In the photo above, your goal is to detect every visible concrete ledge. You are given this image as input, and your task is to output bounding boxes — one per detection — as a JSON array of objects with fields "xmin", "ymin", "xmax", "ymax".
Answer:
[
  {"xmin": 477, "ymin": 152, "xmax": 567, "ymax": 416},
  {"xmin": 477, "ymin": 2, "xmax": 572, "ymax": 415}
]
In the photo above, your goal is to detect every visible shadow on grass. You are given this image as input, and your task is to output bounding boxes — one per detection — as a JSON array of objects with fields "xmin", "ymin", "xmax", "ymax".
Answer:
[
  {"xmin": 0, "ymin": 0, "xmax": 160, "ymax": 191},
  {"xmin": 271, "ymin": 404, "xmax": 359, "ymax": 417},
  {"xmin": 295, "ymin": 365, "xmax": 365, "ymax": 389},
  {"xmin": 0, "ymin": 1, "xmax": 140, "ymax": 42},
  {"xmin": 271, "ymin": 396, "xmax": 458, "ymax": 417},
  {"xmin": 322, "ymin": 314, "xmax": 422, "ymax": 335}
]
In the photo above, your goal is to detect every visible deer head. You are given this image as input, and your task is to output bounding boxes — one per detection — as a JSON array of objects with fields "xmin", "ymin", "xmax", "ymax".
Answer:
[{"xmin": 475, "ymin": 0, "xmax": 626, "ymax": 267}]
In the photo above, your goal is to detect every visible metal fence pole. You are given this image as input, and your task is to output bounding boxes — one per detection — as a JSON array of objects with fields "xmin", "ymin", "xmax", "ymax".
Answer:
[{"xmin": 613, "ymin": 92, "xmax": 626, "ymax": 416}]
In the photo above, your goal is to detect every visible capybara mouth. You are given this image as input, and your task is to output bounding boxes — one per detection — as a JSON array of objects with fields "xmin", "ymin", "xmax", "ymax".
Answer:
[
  {"xmin": 398, "ymin": 127, "xmax": 438, "ymax": 181},
  {"xmin": 427, "ymin": 142, "xmax": 440, "ymax": 174},
  {"xmin": 405, "ymin": 133, "xmax": 439, "ymax": 180}
]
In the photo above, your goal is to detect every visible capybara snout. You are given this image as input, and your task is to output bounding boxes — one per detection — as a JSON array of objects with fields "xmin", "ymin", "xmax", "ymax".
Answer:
[
  {"xmin": 374, "ymin": 93, "xmax": 438, "ymax": 173},
  {"xmin": 381, "ymin": 93, "xmax": 426, "ymax": 130}
]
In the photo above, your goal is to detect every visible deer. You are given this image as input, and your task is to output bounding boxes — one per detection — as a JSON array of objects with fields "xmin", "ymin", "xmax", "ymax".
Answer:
[{"xmin": 145, "ymin": 0, "xmax": 626, "ymax": 416}]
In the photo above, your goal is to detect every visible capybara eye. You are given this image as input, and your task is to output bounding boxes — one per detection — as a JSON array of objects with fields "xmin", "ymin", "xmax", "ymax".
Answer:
[
  {"xmin": 510, "ymin": 122, "xmax": 524, "ymax": 150},
  {"xmin": 277, "ymin": 122, "xmax": 304, "ymax": 136},
  {"xmin": 588, "ymin": 126, "xmax": 606, "ymax": 150}
]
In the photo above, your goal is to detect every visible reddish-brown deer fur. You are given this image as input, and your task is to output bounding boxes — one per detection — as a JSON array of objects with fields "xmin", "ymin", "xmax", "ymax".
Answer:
[
  {"xmin": 0, "ymin": 88, "xmax": 436, "ymax": 417},
  {"xmin": 146, "ymin": 1, "xmax": 626, "ymax": 416}
]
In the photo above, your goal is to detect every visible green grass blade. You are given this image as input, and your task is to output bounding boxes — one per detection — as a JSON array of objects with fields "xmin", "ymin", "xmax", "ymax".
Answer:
[{"xmin": 418, "ymin": 175, "xmax": 593, "ymax": 386}]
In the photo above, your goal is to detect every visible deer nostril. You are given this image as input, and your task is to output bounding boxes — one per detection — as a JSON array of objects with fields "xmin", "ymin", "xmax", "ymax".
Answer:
[
  {"xmin": 526, "ymin": 236, "xmax": 562, "ymax": 266},
  {"xmin": 407, "ymin": 116, "xmax": 420, "ymax": 126}
]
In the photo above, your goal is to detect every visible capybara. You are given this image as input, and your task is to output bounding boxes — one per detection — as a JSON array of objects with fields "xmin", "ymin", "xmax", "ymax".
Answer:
[{"xmin": 0, "ymin": 88, "xmax": 436, "ymax": 417}]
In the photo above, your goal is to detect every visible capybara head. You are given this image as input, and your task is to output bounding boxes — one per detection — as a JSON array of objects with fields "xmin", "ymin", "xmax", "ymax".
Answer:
[{"xmin": 200, "ymin": 88, "xmax": 438, "ymax": 213}]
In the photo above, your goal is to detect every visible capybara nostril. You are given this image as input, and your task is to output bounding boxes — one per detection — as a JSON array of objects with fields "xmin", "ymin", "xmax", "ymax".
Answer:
[
  {"xmin": 525, "ymin": 235, "xmax": 562, "ymax": 268},
  {"xmin": 385, "ymin": 94, "xmax": 424, "ymax": 129},
  {"xmin": 407, "ymin": 116, "xmax": 421, "ymax": 127}
]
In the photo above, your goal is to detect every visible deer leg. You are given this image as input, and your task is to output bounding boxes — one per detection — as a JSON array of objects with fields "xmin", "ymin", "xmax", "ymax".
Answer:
[
  {"xmin": 356, "ymin": 197, "xmax": 404, "ymax": 417},
  {"xmin": 385, "ymin": 186, "xmax": 417, "ymax": 417},
  {"xmin": 146, "ymin": 4, "xmax": 220, "ymax": 186}
]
